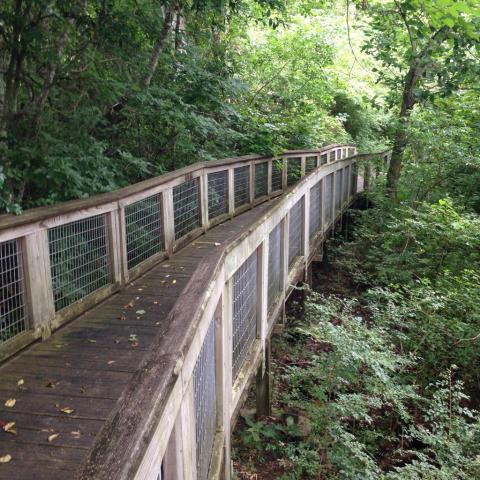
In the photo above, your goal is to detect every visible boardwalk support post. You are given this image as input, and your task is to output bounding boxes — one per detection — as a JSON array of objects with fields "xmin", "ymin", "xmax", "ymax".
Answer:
[{"xmin": 256, "ymin": 338, "xmax": 272, "ymax": 417}]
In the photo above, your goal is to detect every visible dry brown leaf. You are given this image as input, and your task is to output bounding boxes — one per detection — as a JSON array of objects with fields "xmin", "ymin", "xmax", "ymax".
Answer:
[
  {"xmin": 124, "ymin": 299, "xmax": 135, "ymax": 308},
  {"xmin": 0, "ymin": 454, "xmax": 12, "ymax": 463},
  {"xmin": 71, "ymin": 431, "xmax": 81, "ymax": 438},
  {"xmin": 45, "ymin": 381, "xmax": 57, "ymax": 388},
  {"xmin": 17, "ymin": 379, "xmax": 24, "ymax": 386},
  {"xmin": 4, "ymin": 399, "xmax": 16, "ymax": 408},
  {"xmin": 3, "ymin": 422, "xmax": 17, "ymax": 435},
  {"xmin": 48, "ymin": 433, "xmax": 59, "ymax": 443}
]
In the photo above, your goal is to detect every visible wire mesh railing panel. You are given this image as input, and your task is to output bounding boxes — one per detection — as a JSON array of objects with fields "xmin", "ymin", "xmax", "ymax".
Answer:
[
  {"xmin": 351, "ymin": 165, "xmax": 357, "ymax": 196},
  {"xmin": 0, "ymin": 239, "xmax": 28, "ymax": 343},
  {"xmin": 125, "ymin": 194, "xmax": 164, "ymax": 270},
  {"xmin": 271, "ymin": 160, "xmax": 283, "ymax": 191},
  {"xmin": 268, "ymin": 224, "xmax": 282, "ymax": 312},
  {"xmin": 254, "ymin": 163, "xmax": 268, "ymax": 198},
  {"xmin": 234, "ymin": 166, "xmax": 250, "ymax": 209},
  {"xmin": 309, "ymin": 180, "xmax": 322, "ymax": 239},
  {"xmin": 335, "ymin": 169, "xmax": 343, "ymax": 212},
  {"xmin": 348, "ymin": 147, "xmax": 355, "ymax": 157},
  {"xmin": 343, "ymin": 166, "xmax": 350, "ymax": 204},
  {"xmin": 232, "ymin": 250, "xmax": 257, "ymax": 379},
  {"xmin": 305, "ymin": 156, "xmax": 317, "ymax": 174},
  {"xmin": 320, "ymin": 153, "xmax": 328, "ymax": 165},
  {"xmin": 329, "ymin": 151, "xmax": 335, "ymax": 163},
  {"xmin": 173, "ymin": 179, "xmax": 201, "ymax": 240},
  {"xmin": 48, "ymin": 215, "xmax": 112, "ymax": 311},
  {"xmin": 287, "ymin": 157, "xmax": 302, "ymax": 186},
  {"xmin": 288, "ymin": 198, "xmax": 304, "ymax": 267},
  {"xmin": 208, "ymin": 171, "xmax": 228, "ymax": 220},
  {"xmin": 325, "ymin": 173, "xmax": 333, "ymax": 224},
  {"xmin": 193, "ymin": 317, "xmax": 217, "ymax": 480}
]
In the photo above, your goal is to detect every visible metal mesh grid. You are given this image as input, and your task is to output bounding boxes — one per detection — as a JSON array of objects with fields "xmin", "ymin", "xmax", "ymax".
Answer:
[
  {"xmin": 48, "ymin": 215, "xmax": 112, "ymax": 311},
  {"xmin": 288, "ymin": 198, "xmax": 304, "ymax": 267},
  {"xmin": 329, "ymin": 151, "xmax": 335, "ymax": 163},
  {"xmin": 271, "ymin": 160, "xmax": 283, "ymax": 191},
  {"xmin": 125, "ymin": 194, "xmax": 164, "ymax": 270},
  {"xmin": 232, "ymin": 250, "xmax": 257, "ymax": 379},
  {"xmin": 234, "ymin": 166, "xmax": 250, "ymax": 209},
  {"xmin": 254, "ymin": 162, "xmax": 268, "ymax": 198},
  {"xmin": 173, "ymin": 179, "xmax": 201, "ymax": 240},
  {"xmin": 305, "ymin": 156, "xmax": 317, "ymax": 173},
  {"xmin": 309, "ymin": 180, "xmax": 322, "ymax": 239},
  {"xmin": 0, "ymin": 239, "xmax": 28, "ymax": 343},
  {"xmin": 208, "ymin": 171, "xmax": 228, "ymax": 220},
  {"xmin": 343, "ymin": 166, "xmax": 350, "ymax": 204},
  {"xmin": 351, "ymin": 165, "xmax": 357, "ymax": 196},
  {"xmin": 193, "ymin": 316, "xmax": 217, "ymax": 480},
  {"xmin": 320, "ymin": 153, "xmax": 328, "ymax": 165},
  {"xmin": 325, "ymin": 173, "xmax": 333, "ymax": 224},
  {"xmin": 348, "ymin": 147, "xmax": 355, "ymax": 157},
  {"xmin": 287, "ymin": 157, "xmax": 302, "ymax": 186},
  {"xmin": 268, "ymin": 224, "xmax": 282, "ymax": 312},
  {"xmin": 335, "ymin": 169, "xmax": 343, "ymax": 212}
]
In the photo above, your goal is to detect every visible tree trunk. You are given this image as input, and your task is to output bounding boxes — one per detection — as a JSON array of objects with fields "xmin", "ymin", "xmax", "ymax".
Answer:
[
  {"xmin": 139, "ymin": 5, "xmax": 174, "ymax": 88},
  {"xmin": 386, "ymin": 64, "xmax": 424, "ymax": 198}
]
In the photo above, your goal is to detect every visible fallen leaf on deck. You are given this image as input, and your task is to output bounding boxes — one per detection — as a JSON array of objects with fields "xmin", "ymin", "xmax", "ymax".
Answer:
[
  {"xmin": 153, "ymin": 301, "xmax": 158, "ymax": 305},
  {"xmin": 48, "ymin": 433, "xmax": 59, "ymax": 443},
  {"xmin": 124, "ymin": 299, "xmax": 135, "ymax": 308},
  {"xmin": 135, "ymin": 296, "xmax": 140, "ymax": 300},
  {"xmin": 114, "ymin": 339, "xmax": 120, "ymax": 344},
  {"xmin": 172, "ymin": 280, "xmax": 177, "ymax": 284},
  {"xmin": 131, "ymin": 341, "xmax": 139, "ymax": 348},
  {"xmin": 136, "ymin": 310, "xmax": 146, "ymax": 315},
  {"xmin": 137, "ymin": 288, "xmax": 143, "ymax": 291},
  {"xmin": 4, "ymin": 399, "xmax": 15, "ymax": 408},
  {"xmin": 71, "ymin": 431, "xmax": 81, "ymax": 438},
  {"xmin": 55, "ymin": 343, "xmax": 65, "ymax": 348},
  {"xmin": 88, "ymin": 339, "xmax": 97, "ymax": 343},
  {"xmin": 45, "ymin": 381, "xmax": 57, "ymax": 388},
  {"xmin": 60, "ymin": 407, "xmax": 74, "ymax": 414},
  {"xmin": 107, "ymin": 360, "xmax": 116, "ymax": 365},
  {"xmin": 0, "ymin": 454, "xmax": 12, "ymax": 463},
  {"xmin": 17, "ymin": 379, "xmax": 24, "ymax": 386},
  {"xmin": 3, "ymin": 422, "xmax": 17, "ymax": 435}
]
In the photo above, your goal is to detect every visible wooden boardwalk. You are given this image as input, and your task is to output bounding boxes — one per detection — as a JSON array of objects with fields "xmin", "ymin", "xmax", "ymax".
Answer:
[
  {"xmin": 0, "ymin": 146, "xmax": 389, "ymax": 479},
  {"xmin": 0, "ymin": 201, "xmax": 273, "ymax": 479}
]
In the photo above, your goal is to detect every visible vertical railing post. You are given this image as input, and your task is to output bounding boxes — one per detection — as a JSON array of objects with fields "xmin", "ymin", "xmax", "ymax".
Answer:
[
  {"xmin": 267, "ymin": 160, "xmax": 272, "ymax": 195},
  {"xmin": 200, "ymin": 171, "xmax": 209, "ymax": 231},
  {"xmin": 248, "ymin": 163, "xmax": 255, "ymax": 205},
  {"xmin": 303, "ymin": 190, "xmax": 310, "ymax": 266},
  {"xmin": 281, "ymin": 157, "xmax": 288, "ymax": 189},
  {"xmin": 180, "ymin": 381, "xmax": 197, "ymax": 480},
  {"xmin": 23, "ymin": 230, "xmax": 55, "ymax": 339},
  {"xmin": 300, "ymin": 156, "xmax": 306, "ymax": 178},
  {"xmin": 107, "ymin": 209, "xmax": 123, "ymax": 287},
  {"xmin": 163, "ymin": 189, "xmax": 175, "ymax": 255},
  {"xmin": 228, "ymin": 168, "xmax": 235, "ymax": 216},
  {"xmin": 221, "ymin": 279, "xmax": 233, "ymax": 480}
]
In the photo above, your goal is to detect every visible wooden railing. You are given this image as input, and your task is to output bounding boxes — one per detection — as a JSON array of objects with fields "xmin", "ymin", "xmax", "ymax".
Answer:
[{"xmin": 0, "ymin": 144, "xmax": 390, "ymax": 480}]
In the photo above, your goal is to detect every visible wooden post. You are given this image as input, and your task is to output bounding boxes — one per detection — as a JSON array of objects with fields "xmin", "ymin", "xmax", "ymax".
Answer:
[
  {"xmin": 300, "ymin": 156, "xmax": 306, "ymax": 178},
  {"xmin": 282, "ymin": 157, "xmax": 288, "ymax": 189},
  {"xmin": 163, "ymin": 189, "xmax": 175, "ymax": 255},
  {"xmin": 107, "ymin": 210, "xmax": 123, "ymax": 287},
  {"xmin": 200, "ymin": 171, "xmax": 209, "ymax": 231},
  {"xmin": 303, "ymin": 192, "xmax": 310, "ymax": 269},
  {"xmin": 248, "ymin": 164, "xmax": 255, "ymax": 205},
  {"xmin": 256, "ymin": 338, "xmax": 271, "ymax": 417},
  {"xmin": 23, "ymin": 230, "xmax": 55, "ymax": 339},
  {"xmin": 221, "ymin": 280, "xmax": 233, "ymax": 480},
  {"xmin": 228, "ymin": 168, "xmax": 235, "ymax": 216},
  {"xmin": 267, "ymin": 160, "xmax": 273, "ymax": 195},
  {"xmin": 180, "ymin": 381, "xmax": 196, "ymax": 480}
]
